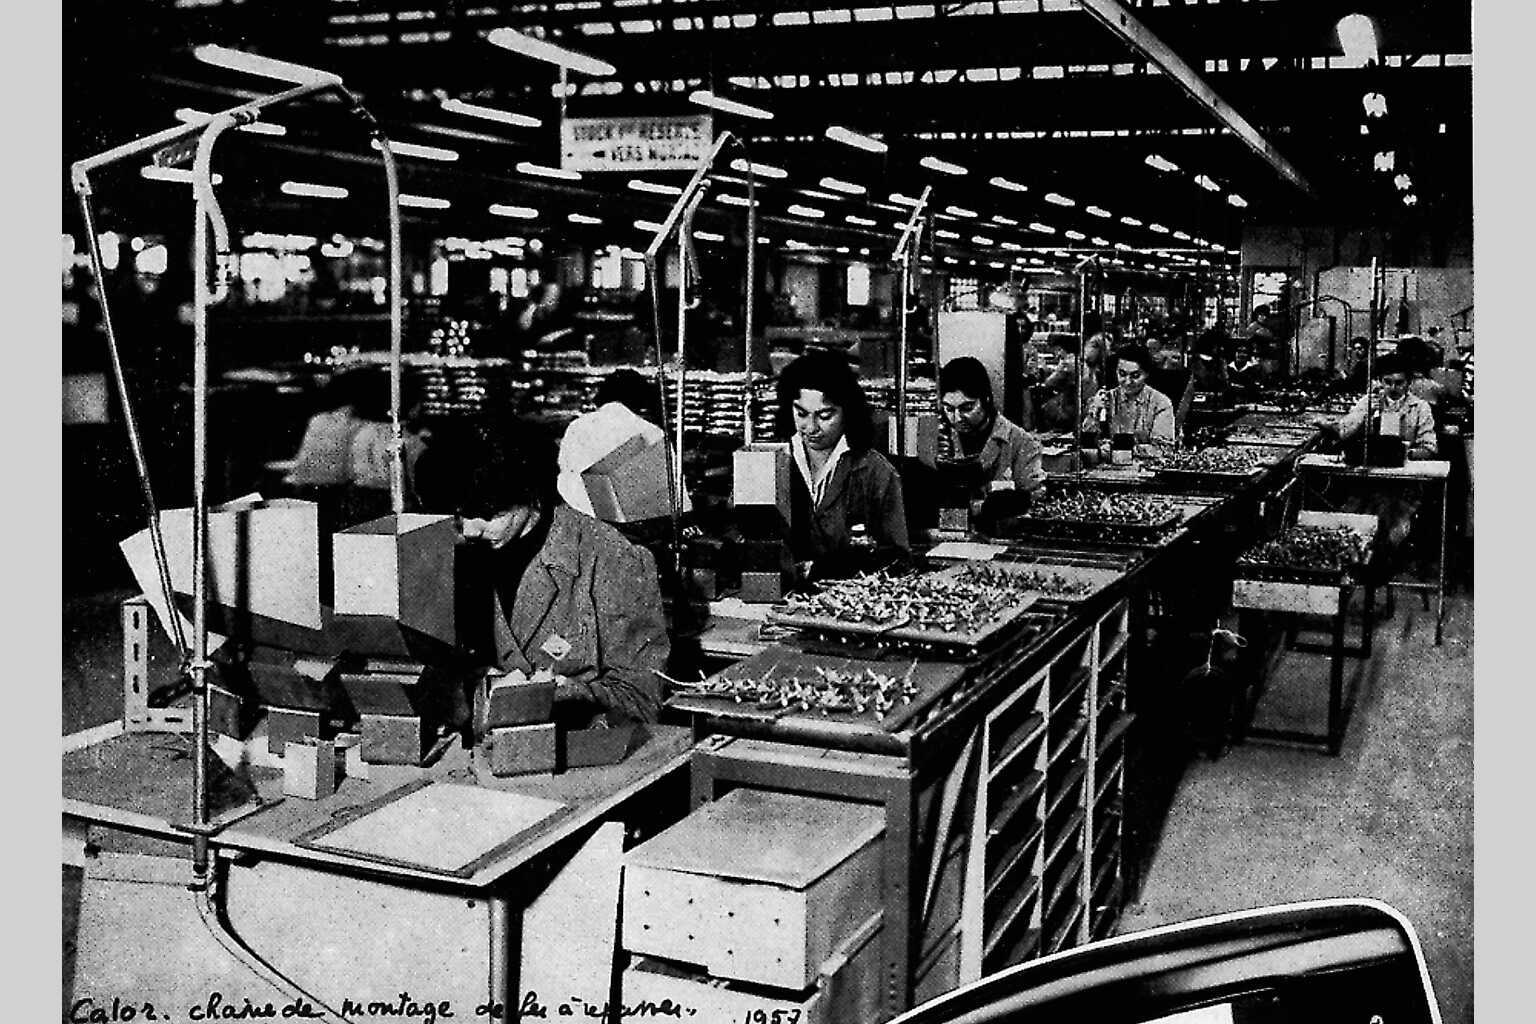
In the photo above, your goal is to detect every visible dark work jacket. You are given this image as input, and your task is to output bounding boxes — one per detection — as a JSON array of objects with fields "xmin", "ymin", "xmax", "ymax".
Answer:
[
  {"xmin": 489, "ymin": 506, "xmax": 668, "ymax": 723},
  {"xmin": 788, "ymin": 447, "xmax": 909, "ymax": 574}
]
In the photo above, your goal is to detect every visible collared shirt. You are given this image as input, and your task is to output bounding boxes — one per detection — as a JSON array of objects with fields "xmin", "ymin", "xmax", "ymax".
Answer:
[
  {"xmin": 943, "ymin": 413, "xmax": 1046, "ymax": 494},
  {"xmin": 1338, "ymin": 391, "xmax": 1438, "ymax": 458},
  {"xmin": 1083, "ymin": 385, "xmax": 1176, "ymax": 448},
  {"xmin": 791, "ymin": 432, "xmax": 850, "ymax": 509}
]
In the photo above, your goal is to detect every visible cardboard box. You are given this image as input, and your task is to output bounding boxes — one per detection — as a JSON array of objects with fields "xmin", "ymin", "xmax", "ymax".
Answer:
[
  {"xmin": 886, "ymin": 414, "xmax": 940, "ymax": 467},
  {"xmin": 733, "ymin": 443, "xmax": 792, "ymax": 516},
  {"xmin": 333, "ymin": 514, "xmax": 458, "ymax": 647},
  {"xmin": 266, "ymin": 707, "xmax": 324, "ymax": 755},
  {"xmin": 282, "ymin": 738, "xmax": 338, "ymax": 800},
  {"xmin": 739, "ymin": 571, "xmax": 788, "ymax": 604},
  {"xmin": 583, "ymin": 437, "xmax": 674, "ymax": 523},
  {"xmin": 622, "ymin": 788, "xmax": 885, "ymax": 989},
  {"xmin": 487, "ymin": 675, "xmax": 556, "ymax": 728},
  {"xmin": 360, "ymin": 712, "xmax": 428, "ymax": 765},
  {"xmin": 488, "ymin": 723, "xmax": 558, "ymax": 777},
  {"xmin": 564, "ymin": 723, "xmax": 640, "ymax": 769}
]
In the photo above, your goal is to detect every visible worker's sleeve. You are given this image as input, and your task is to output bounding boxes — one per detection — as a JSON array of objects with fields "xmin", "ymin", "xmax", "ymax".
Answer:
[
  {"xmin": 1013, "ymin": 432, "xmax": 1047, "ymax": 493},
  {"xmin": 563, "ymin": 542, "xmax": 668, "ymax": 723},
  {"xmin": 1408, "ymin": 402, "xmax": 1439, "ymax": 459},
  {"xmin": 1147, "ymin": 393, "xmax": 1177, "ymax": 447},
  {"xmin": 1336, "ymin": 396, "xmax": 1369, "ymax": 440},
  {"xmin": 1081, "ymin": 387, "xmax": 1107, "ymax": 434},
  {"xmin": 875, "ymin": 460, "xmax": 911, "ymax": 553}
]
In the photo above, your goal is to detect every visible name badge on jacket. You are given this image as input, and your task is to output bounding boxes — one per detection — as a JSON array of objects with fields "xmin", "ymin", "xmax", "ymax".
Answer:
[{"xmin": 540, "ymin": 634, "xmax": 573, "ymax": 661}]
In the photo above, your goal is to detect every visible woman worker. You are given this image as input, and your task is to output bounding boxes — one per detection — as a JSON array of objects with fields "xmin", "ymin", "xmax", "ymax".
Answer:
[
  {"xmin": 414, "ymin": 419, "xmax": 669, "ymax": 726},
  {"xmin": 939, "ymin": 356, "xmax": 1046, "ymax": 499},
  {"xmin": 775, "ymin": 350, "xmax": 910, "ymax": 580},
  {"xmin": 1082, "ymin": 345, "xmax": 1177, "ymax": 458}
]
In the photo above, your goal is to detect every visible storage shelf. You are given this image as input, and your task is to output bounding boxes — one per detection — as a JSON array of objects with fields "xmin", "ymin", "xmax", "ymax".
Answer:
[
  {"xmin": 1047, "ymin": 903, "xmax": 1086, "ymax": 954},
  {"xmin": 986, "ymin": 824, "xmax": 1044, "ymax": 901},
  {"xmin": 1049, "ymin": 667, "xmax": 1091, "ymax": 717},
  {"xmin": 1048, "ymin": 718, "xmax": 1089, "ymax": 767},
  {"xmin": 1096, "ymin": 714, "xmax": 1133, "ymax": 759},
  {"xmin": 989, "ymin": 771, "xmax": 1046, "ymax": 836},
  {"xmin": 1092, "ymin": 810, "xmax": 1119, "ymax": 854},
  {"xmin": 1092, "ymin": 851, "xmax": 1121, "ymax": 902},
  {"xmin": 983, "ymin": 877, "xmax": 1042, "ymax": 960},
  {"xmin": 1044, "ymin": 852, "xmax": 1084, "ymax": 911},
  {"xmin": 990, "ymin": 714, "xmax": 1046, "ymax": 779},
  {"xmin": 1047, "ymin": 760, "xmax": 1088, "ymax": 819},
  {"xmin": 1044, "ymin": 811, "xmax": 1085, "ymax": 872},
  {"xmin": 1094, "ymin": 760, "xmax": 1124, "ymax": 807}
]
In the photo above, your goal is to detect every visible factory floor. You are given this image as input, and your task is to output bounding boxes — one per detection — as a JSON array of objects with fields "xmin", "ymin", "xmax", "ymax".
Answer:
[{"xmin": 61, "ymin": 565, "xmax": 1476, "ymax": 1023}]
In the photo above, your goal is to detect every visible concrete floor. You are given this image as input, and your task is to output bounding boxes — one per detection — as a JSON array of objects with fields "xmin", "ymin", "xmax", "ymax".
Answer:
[
  {"xmin": 63, "ymin": 579, "xmax": 1475, "ymax": 1022},
  {"xmin": 1119, "ymin": 587, "xmax": 1474, "ymax": 1024}
]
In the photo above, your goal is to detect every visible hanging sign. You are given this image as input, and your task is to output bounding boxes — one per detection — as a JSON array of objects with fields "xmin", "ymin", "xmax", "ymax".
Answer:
[{"xmin": 560, "ymin": 113, "xmax": 714, "ymax": 172}]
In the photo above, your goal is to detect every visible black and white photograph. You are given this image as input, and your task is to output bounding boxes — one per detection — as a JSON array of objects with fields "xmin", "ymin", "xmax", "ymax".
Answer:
[{"xmin": 58, "ymin": 3, "xmax": 1488, "ymax": 1023}]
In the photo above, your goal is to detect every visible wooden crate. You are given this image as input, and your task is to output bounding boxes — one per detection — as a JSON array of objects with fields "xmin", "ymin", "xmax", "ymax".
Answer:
[
  {"xmin": 622, "ymin": 788, "xmax": 884, "ymax": 989},
  {"xmin": 622, "ymin": 913, "xmax": 883, "ymax": 1024}
]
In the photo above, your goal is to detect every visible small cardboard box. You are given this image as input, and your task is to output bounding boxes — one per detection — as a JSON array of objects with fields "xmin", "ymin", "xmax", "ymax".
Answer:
[
  {"xmin": 564, "ymin": 723, "xmax": 641, "ymax": 769},
  {"xmin": 739, "ymin": 571, "xmax": 788, "ymax": 604},
  {"xmin": 488, "ymin": 723, "xmax": 558, "ymax": 777},
  {"xmin": 622, "ymin": 788, "xmax": 885, "ymax": 989},
  {"xmin": 487, "ymin": 675, "xmax": 556, "ymax": 728},
  {"xmin": 733, "ymin": 443, "xmax": 792, "ymax": 516},
  {"xmin": 266, "ymin": 707, "xmax": 324, "ymax": 755},
  {"xmin": 583, "ymin": 436, "xmax": 674, "ymax": 523},
  {"xmin": 332, "ymin": 514, "xmax": 458, "ymax": 646},
  {"xmin": 359, "ymin": 712, "xmax": 428, "ymax": 765},
  {"xmin": 282, "ymin": 738, "xmax": 338, "ymax": 800},
  {"xmin": 886, "ymin": 414, "xmax": 940, "ymax": 467}
]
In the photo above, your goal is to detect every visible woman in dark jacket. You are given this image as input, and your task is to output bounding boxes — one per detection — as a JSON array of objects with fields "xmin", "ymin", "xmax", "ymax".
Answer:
[{"xmin": 774, "ymin": 351, "xmax": 909, "ymax": 580}]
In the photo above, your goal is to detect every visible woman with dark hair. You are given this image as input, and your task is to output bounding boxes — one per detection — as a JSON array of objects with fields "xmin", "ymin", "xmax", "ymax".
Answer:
[
  {"xmin": 938, "ymin": 356, "xmax": 1045, "ymax": 497},
  {"xmin": 774, "ymin": 350, "xmax": 909, "ymax": 578},
  {"xmin": 1082, "ymin": 345, "xmax": 1177, "ymax": 457},
  {"xmin": 413, "ymin": 418, "xmax": 669, "ymax": 725}
]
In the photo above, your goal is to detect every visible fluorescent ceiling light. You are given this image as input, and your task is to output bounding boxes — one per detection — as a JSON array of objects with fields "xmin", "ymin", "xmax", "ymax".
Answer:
[
  {"xmin": 718, "ymin": 194, "xmax": 757, "ymax": 207},
  {"xmin": 1090, "ymin": 236, "xmax": 1109, "ymax": 246},
  {"xmin": 1114, "ymin": 242, "xmax": 1133, "ymax": 251},
  {"xmin": 1144, "ymin": 154, "xmax": 1180, "ymax": 173},
  {"xmin": 1043, "ymin": 192, "xmax": 1074, "ymax": 207},
  {"xmin": 825, "ymin": 125, "xmax": 887, "ymax": 153},
  {"xmin": 799, "ymin": 189, "xmax": 844, "ymax": 202},
  {"xmin": 693, "ymin": 230, "xmax": 726, "ymax": 242},
  {"xmin": 730, "ymin": 158, "xmax": 788, "ymax": 179},
  {"xmin": 568, "ymin": 213, "xmax": 603, "ymax": 225},
  {"xmin": 1029, "ymin": 223, "xmax": 1056, "ymax": 234},
  {"xmin": 281, "ymin": 180, "xmax": 348, "ymax": 199},
  {"xmin": 374, "ymin": 139, "xmax": 458, "ymax": 162},
  {"xmin": 1172, "ymin": 230, "xmax": 1191, "ymax": 241},
  {"xmin": 1119, "ymin": 215, "xmax": 1143, "ymax": 227},
  {"xmin": 1194, "ymin": 174, "xmax": 1221, "ymax": 192},
  {"xmin": 518, "ymin": 161, "xmax": 581, "ymax": 181},
  {"xmin": 820, "ymin": 177, "xmax": 866, "ymax": 195},
  {"xmin": 487, "ymin": 27, "xmax": 616, "ymax": 76},
  {"xmin": 1393, "ymin": 174, "xmax": 1413, "ymax": 191},
  {"xmin": 1226, "ymin": 194, "xmax": 1248, "ymax": 208},
  {"xmin": 989, "ymin": 176, "xmax": 1027, "ymax": 192},
  {"xmin": 971, "ymin": 235, "xmax": 995, "ymax": 246},
  {"xmin": 1373, "ymin": 150, "xmax": 1396, "ymax": 172},
  {"xmin": 787, "ymin": 204, "xmax": 824, "ymax": 218},
  {"xmin": 1064, "ymin": 230, "xmax": 1086, "ymax": 241},
  {"xmin": 1336, "ymin": 14, "xmax": 1379, "ymax": 65},
  {"xmin": 1362, "ymin": 92, "xmax": 1387, "ymax": 118},
  {"xmin": 992, "ymin": 215, "xmax": 1018, "ymax": 226},
  {"xmin": 629, "ymin": 179, "xmax": 683, "ymax": 195},
  {"xmin": 1403, "ymin": 193, "xmax": 1418, "ymax": 206},
  {"xmin": 689, "ymin": 90, "xmax": 773, "ymax": 120},
  {"xmin": 441, "ymin": 98, "xmax": 541, "ymax": 128},
  {"xmin": 141, "ymin": 166, "xmax": 223, "ymax": 185},
  {"xmin": 399, "ymin": 194, "xmax": 450, "ymax": 209},
  {"xmin": 634, "ymin": 218, "xmax": 665, "ymax": 232},
  {"xmin": 945, "ymin": 206, "xmax": 977, "ymax": 218},
  {"xmin": 889, "ymin": 192, "xmax": 921, "ymax": 207},
  {"xmin": 846, "ymin": 214, "xmax": 878, "ymax": 226},
  {"xmin": 1086, "ymin": 205, "xmax": 1112, "ymax": 218},
  {"xmin": 490, "ymin": 203, "xmax": 540, "ymax": 219},
  {"xmin": 174, "ymin": 107, "xmax": 285, "ymax": 136},
  {"xmin": 192, "ymin": 44, "xmax": 339, "ymax": 85},
  {"xmin": 1001, "ymin": 242, "xmax": 1024, "ymax": 251},
  {"xmin": 920, "ymin": 155, "xmax": 968, "ymax": 176},
  {"xmin": 1148, "ymin": 223, "xmax": 1170, "ymax": 234},
  {"xmin": 935, "ymin": 229, "xmax": 960, "ymax": 240}
]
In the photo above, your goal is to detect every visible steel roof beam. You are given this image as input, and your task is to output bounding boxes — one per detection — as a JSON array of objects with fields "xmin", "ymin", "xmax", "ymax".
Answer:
[{"xmin": 1075, "ymin": 0, "xmax": 1314, "ymax": 197}]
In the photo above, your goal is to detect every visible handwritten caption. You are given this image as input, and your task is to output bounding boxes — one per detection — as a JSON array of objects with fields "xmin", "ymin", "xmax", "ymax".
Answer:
[{"xmin": 70, "ymin": 992, "xmax": 806, "ymax": 1024}]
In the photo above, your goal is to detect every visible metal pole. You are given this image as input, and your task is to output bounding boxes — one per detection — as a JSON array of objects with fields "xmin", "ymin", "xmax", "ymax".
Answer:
[
  {"xmin": 675, "ymin": 245, "xmax": 688, "ymax": 512},
  {"xmin": 743, "ymin": 172, "xmax": 757, "ymax": 446},
  {"xmin": 1075, "ymin": 262, "xmax": 1091, "ymax": 482},
  {"xmin": 371, "ymin": 138, "xmax": 405, "ymax": 515},
  {"xmin": 896, "ymin": 252, "xmax": 911, "ymax": 454},
  {"xmin": 73, "ymin": 186, "xmax": 188, "ymax": 657}
]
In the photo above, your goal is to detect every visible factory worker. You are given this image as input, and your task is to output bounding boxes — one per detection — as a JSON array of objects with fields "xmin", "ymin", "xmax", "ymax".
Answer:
[
  {"xmin": 1323, "ymin": 353, "xmax": 1438, "ymax": 461},
  {"xmin": 938, "ymin": 356, "xmax": 1046, "ymax": 499},
  {"xmin": 775, "ymin": 350, "xmax": 909, "ymax": 580},
  {"xmin": 414, "ymin": 419, "xmax": 669, "ymax": 725},
  {"xmin": 1082, "ymin": 345, "xmax": 1177, "ymax": 457}
]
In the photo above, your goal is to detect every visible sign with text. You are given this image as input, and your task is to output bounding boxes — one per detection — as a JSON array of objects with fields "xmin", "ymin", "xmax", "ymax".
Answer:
[{"xmin": 561, "ymin": 113, "xmax": 714, "ymax": 172}]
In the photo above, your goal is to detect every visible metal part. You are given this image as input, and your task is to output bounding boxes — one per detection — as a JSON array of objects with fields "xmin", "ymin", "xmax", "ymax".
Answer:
[{"xmin": 1075, "ymin": 0, "xmax": 1313, "ymax": 197}]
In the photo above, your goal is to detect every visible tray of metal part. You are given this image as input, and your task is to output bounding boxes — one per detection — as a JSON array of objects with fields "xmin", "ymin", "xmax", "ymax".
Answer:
[
  {"xmin": 766, "ymin": 564, "xmax": 1041, "ymax": 649},
  {"xmin": 947, "ymin": 560, "xmax": 1124, "ymax": 604},
  {"xmin": 1150, "ymin": 446, "xmax": 1274, "ymax": 483},
  {"xmin": 995, "ymin": 488, "xmax": 1185, "ymax": 543},
  {"xmin": 1235, "ymin": 519, "xmax": 1376, "ymax": 584}
]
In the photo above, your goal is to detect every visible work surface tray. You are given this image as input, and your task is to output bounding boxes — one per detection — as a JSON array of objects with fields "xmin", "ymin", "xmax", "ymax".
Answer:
[{"xmin": 625, "ymin": 787, "xmax": 885, "ymax": 887}]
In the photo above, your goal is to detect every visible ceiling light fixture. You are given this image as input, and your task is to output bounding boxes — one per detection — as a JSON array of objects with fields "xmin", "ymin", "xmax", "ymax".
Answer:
[
  {"xmin": 1086, "ymin": 205, "xmax": 1112, "ymax": 218},
  {"xmin": 280, "ymin": 180, "xmax": 348, "ymax": 199},
  {"xmin": 1144, "ymin": 154, "xmax": 1180, "ymax": 173},
  {"xmin": 1043, "ymin": 192, "xmax": 1075, "ymax": 207},
  {"xmin": 1120, "ymin": 215, "xmax": 1142, "ymax": 227},
  {"xmin": 889, "ymin": 192, "xmax": 921, "ymax": 207},
  {"xmin": 1226, "ymin": 193, "xmax": 1248, "ymax": 208},
  {"xmin": 1362, "ymin": 92, "xmax": 1388, "ymax": 118},
  {"xmin": 920, "ymin": 155, "xmax": 968, "ymax": 176},
  {"xmin": 935, "ymin": 229, "xmax": 960, "ymax": 240},
  {"xmin": 992, "ymin": 215, "xmax": 1019, "ymax": 226},
  {"xmin": 718, "ymin": 194, "xmax": 757, "ymax": 207},
  {"xmin": 971, "ymin": 235, "xmax": 995, "ymax": 246},
  {"xmin": 567, "ymin": 213, "xmax": 603, "ymax": 225},
  {"xmin": 487, "ymin": 27, "xmax": 616, "ymax": 76},
  {"xmin": 846, "ymin": 214, "xmax": 878, "ymax": 226},
  {"xmin": 988, "ymin": 175, "xmax": 1027, "ymax": 192},
  {"xmin": 825, "ymin": 125, "xmax": 887, "ymax": 153},
  {"xmin": 1029, "ymin": 222, "xmax": 1057, "ymax": 234},
  {"xmin": 1148, "ymin": 223, "xmax": 1170, "ymax": 234},
  {"xmin": 787, "ymin": 204, "xmax": 824, "ymax": 218},
  {"xmin": 1373, "ymin": 150, "xmax": 1396, "ymax": 172},
  {"xmin": 440, "ymin": 98, "xmax": 542, "ymax": 128},
  {"xmin": 633, "ymin": 218, "xmax": 664, "ymax": 232},
  {"xmin": 730, "ymin": 158, "xmax": 788, "ymax": 179},
  {"xmin": 398, "ymin": 194, "xmax": 450, "ymax": 209},
  {"xmin": 945, "ymin": 205, "xmax": 978, "ymax": 218},
  {"xmin": 1194, "ymin": 174, "xmax": 1221, "ymax": 192},
  {"xmin": 192, "ymin": 44, "xmax": 339, "ymax": 84},
  {"xmin": 693, "ymin": 230, "xmax": 726, "ymax": 242},
  {"xmin": 374, "ymin": 139, "xmax": 459, "ymax": 162},
  {"xmin": 1336, "ymin": 14, "xmax": 1380, "ymax": 65},
  {"xmin": 1064, "ymin": 230, "xmax": 1086, "ymax": 240},
  {"xmin": 491, "ymin": 203, "xmax": 540, "ymax": 219},
  {"xmin": 629, "ymin": 179, "xmax": 683, "ymax": 195},
  {"xmin": 819, "ymin": 176, "xmax": 866, "ymax": 195},
  {"xmin": 518, "ymin": 161, "xmax": 581, "ymax": 181},
  {"xmin": 1393, "ymin": 173, "xmax": 1413, "ymax": 191},
  {"xmin": 689, "ymin": 89, "xmax": 773, "ymax": 120},
  {"xmin": 1403, "ymin": 193, "xmax": 1418, "ymax": 206}
]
